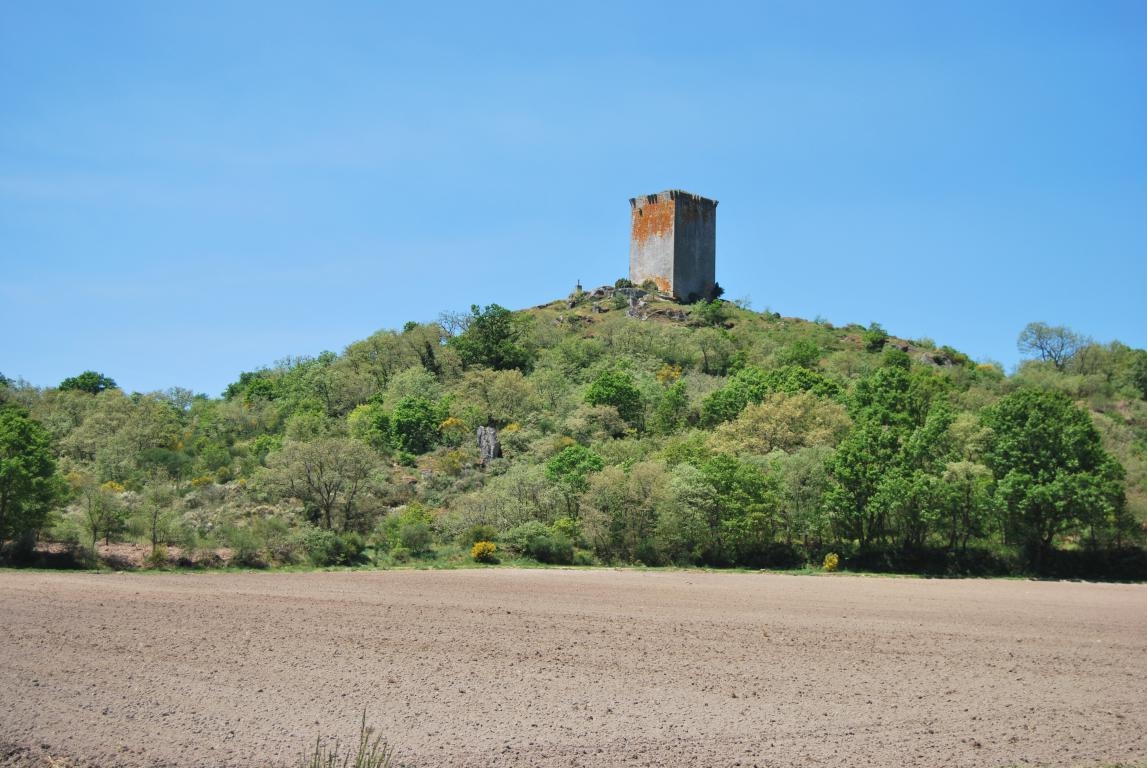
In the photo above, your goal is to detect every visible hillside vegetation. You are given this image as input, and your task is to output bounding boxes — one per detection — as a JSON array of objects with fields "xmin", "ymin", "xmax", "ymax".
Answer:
[{"xmin": 3, "ymin": 283, "xmax": 1146, "ymax": 578}]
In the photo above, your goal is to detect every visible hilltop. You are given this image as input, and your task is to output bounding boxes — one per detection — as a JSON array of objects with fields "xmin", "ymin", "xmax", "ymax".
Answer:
[{"xmin": 2, "ymin": 286, "xmax": 1146, "ymax": 578}]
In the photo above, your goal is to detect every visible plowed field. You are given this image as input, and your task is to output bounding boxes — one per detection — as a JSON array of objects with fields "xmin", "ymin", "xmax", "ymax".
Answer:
[{"xmin": 1, "ymin": 569, "xmax": 1144, "ymax": 767}]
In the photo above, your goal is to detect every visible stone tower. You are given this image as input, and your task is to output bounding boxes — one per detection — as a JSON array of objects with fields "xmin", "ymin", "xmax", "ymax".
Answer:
[{"xmin": 629, "ymin": 189, "xmax": 717, "ymax": 301}]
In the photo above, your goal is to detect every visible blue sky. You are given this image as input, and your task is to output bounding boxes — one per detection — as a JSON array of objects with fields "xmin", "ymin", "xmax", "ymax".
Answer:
[{"xmin": 2, "ymin": 1, "xmax": 1145, "ymax": 396}]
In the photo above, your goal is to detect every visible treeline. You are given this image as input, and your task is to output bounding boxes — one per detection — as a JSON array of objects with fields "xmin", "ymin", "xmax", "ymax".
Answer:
[{"xmin": 2, "ymin": 288, "xmax": 1146, "ymax": 579}]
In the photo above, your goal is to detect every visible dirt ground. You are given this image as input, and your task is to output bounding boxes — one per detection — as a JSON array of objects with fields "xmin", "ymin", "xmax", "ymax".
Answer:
[{"xmin": 1, "ymin": 569, "xmax": 1144, "ymax": 768}]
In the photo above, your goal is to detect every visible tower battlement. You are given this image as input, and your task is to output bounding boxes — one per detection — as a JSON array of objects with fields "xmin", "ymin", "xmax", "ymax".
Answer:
[{"xmin": 629, "ymin": 189, "xmax": 717, "ymax": 301}]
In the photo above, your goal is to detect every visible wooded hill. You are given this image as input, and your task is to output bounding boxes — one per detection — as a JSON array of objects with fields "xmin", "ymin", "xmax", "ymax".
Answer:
[{"xmin": 3, "ymin": 283, "xmax": 1146, "ymax": 578}]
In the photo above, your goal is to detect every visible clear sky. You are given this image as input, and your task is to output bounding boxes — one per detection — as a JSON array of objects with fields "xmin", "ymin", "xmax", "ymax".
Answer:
[{"xmin": 2, "ymin": 1, "xmax": 1145, "ymax": 396}]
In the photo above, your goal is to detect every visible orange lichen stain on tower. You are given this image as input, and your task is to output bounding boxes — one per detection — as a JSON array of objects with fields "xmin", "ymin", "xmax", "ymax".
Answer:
[
  {"xmin": 651, "ymin": 275, "xmax": 671, "ymax": 292},
  {"xmin": 631, "ymin": 198, "xmax": 675, "ymax": 243}
]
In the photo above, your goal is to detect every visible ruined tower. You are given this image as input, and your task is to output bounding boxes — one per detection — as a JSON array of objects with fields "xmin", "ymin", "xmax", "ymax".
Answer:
[{"xmin": 629, "ymin": 189, "xmax": 717, "ymax": 301}]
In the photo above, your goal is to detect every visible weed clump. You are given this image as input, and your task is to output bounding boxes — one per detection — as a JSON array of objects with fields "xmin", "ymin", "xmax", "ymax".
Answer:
[{"xmin": 299, "ymin": 712, "xmax": 393, "ymax": 768}]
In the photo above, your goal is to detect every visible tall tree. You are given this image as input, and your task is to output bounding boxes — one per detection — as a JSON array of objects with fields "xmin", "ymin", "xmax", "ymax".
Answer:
[
  {"xmin": 0, "ymin": 406, "xmax": 64, "ymax": 544},
  {"xmin": 981, "ymin": 389, "xmax": 1125, "ymax": 560},
  {"xmin": 262, "ymin": 438, "xmax": 381, "ymax": 531},
  {"xmin": 1017, "ymin": 322, "xmax": 1086, "ymax": 371},
  {"xmin": 58, "ymin": 371, "xmax": 117, "ymax": 395},
  {"xmin": 448, "ymin": 304, "xmax": 534, "ymax": 372},
  {"xmin": 584, "ymin": 369, "xmax": 644, "ymax": 429}
]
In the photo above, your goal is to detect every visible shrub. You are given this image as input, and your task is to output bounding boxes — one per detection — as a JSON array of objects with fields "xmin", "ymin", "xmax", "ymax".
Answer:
[
  {"xmin": 504, "ymin": 521, "xmax": 574, "ymax": 565},
  {"xmin": 223, "ymin": 527, "xmax": 268, "ymax": 569},
  {"xmin": 293, "ymin": 525, "xmax": 367, "ymax": 567},
  {"xmin": 470, "ymin": 541, "xmax": 499, "ymax": 564},
  {"xmin": 550, "ymin": 517, "xmax": 581, "ymax": 545},
  {"xmin": 691, "ymin": 299, "xmax": 728, "ymax": 327},
  {"xmin": 572, "ymin": 549, "xmax": 596, "ymax": 566},
  {"xmin": 398, "ymin": 522, "xmax": 433, "ymax": 555},
  {"xmin": 862, "ymin": 322, "xmax": 889, "ymax": 352},
  {"xmin": 460, "ymin": 524, "xmax": 499, "ymax": 547},
  {"xmin": 145, "ymin": 545, "xmax": 169, "ymax": 569},
  {"xmin": 822, "ymin": 552, "xmax": 840, "ymax": 572}
]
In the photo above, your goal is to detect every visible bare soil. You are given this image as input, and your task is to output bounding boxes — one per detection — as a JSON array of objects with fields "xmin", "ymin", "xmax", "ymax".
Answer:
[{"xmin": 1, "ymin": 569, "xmax": 1144, "ymax": 768}]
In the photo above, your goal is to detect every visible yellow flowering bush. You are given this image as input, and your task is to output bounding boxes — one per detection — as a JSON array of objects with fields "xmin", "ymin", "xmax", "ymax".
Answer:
[
  {"xmin": 822, "ymin": 552, "xmax": 840, "ymax": 572},
  {"xmin": 471, "ymin": 541, "xmax": 499, "ymax": 564}
]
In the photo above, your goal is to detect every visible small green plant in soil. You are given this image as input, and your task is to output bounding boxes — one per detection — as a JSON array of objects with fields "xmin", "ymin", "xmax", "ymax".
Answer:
[{"xmin": 298, "ymin": 711, "xmax": 392, "ymax": 768}]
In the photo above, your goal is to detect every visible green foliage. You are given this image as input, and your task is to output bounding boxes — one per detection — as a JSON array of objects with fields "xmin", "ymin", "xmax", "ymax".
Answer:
[
  {"xmin": 982, "ymin": 389, "xmax": 1126, "ymax": 558},
  {"xmin": 0, "ymin": 406, "xmax": 64, "ymax": 544},
  {"xmin": 1018, "ymin": 321, "xmax": 1086, "ymax": 371},
  {"xmin": 460, "ymin": 524, "xmax": 499, "ymax": 547},
  {"xmin": 389, "ymin": 396, "xmax": 444, "ymax": 454},
  {"xmin": 294, "ymin": 524, "xmax": 367, "ymax": 566},
  {"xmin": 224, "ymin": 525, "xmax": 269, "ymax": 568},
  {"xmin": 261, "ymin": 438, "xmax": 381, "ymax": 531},
  {"xmin": 504, "ymin": 520, "xmax": 574, "ymax": 564},
  {"xmin": 775, "ymin": 340, "xmax": 821, "ymax": 369},
  {"xmin": 448, "ymin": 304, "xmax": 534, "ymax": 372},
  {"xmin": 862, "ymin": 322, "xmax": 889, "ymax": 352},
  {"xmin": 701, "ymin": 365, "xmax": 841, "ymax": 426},
  {"xmin": 14, "ymin": 289, "xmax": 1146, "ymax": 580},
  {"xmin": 347, "ymin": 404, "xmax": 391, "ymax": 450},
  {"xmin": 708, "ymin": 391, "xmax": 851, "ymax": 457},
  {"xmin": 545, "ymin": 445, "xmax": 605, "ymax": 495},
  {"xmin": 649, "ymin": 380, "xmax": 690, "ymax": 435},
  {"xmin": 584, "ymin": 369, "xmax": 644, "ymax": 428},
  {"xmin": 398, "ymin": 521, "xmax": 433, "ymax": 555},
  {"xmin": 1128, "ymin": 349, "xmax": 1147, "ymax": 400},
  {"xmin": 581, "ymin": 463, "xmax": 667, "ymax": 564},
  {"xmin": 58, "ymin": 371, "xmax": 117, "ymax": 395},
  {"xmin": 690, "ymin": 299, "xmax": 729, "ymax": 327}
]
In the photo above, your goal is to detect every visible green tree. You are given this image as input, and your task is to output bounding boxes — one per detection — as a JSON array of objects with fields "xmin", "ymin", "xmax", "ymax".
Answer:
[
  {"xmin": 59, "ymin": 371, "xmax": 117, "ymax": 395},
  {"xmin": 1017, "ymin": 322, "xmax": 1086, "ymax": 371},
  {"xmin": 695, "ymin": 454, "xmax": 781, "ymax": 566},
  {"xmin": 261, "ymin": 438, "xmax": 381, "ymax": 531},
  {"xmin": 981, "ymin": 389, "xmax": 1125, "ymax": 560},
  {"xmin": 708, "ymin": 391, "xmax": 851, "ymax": 457},
  {"xmin": 347, "ymin": 403, "xmax": 392, "ymax": 451},
  {"xmin": 455, "ymin": 368, "xmax": 534, "ymax": 427},
  {"xmin": 937, "ymin": 461, "xmax": 995, "ymax": 552},
  {"xmin": 584, "ymin": 369, "xmax": 644, "ymax": 429},
  {"xmin": 448, "ymin": 304, "xmax": 534, "ymax": 372},
  {"xmin": 1127, "ymin": 348, "xmax": 1147, "ymax": 399},
  {"xmin": 770, "ymin": 446, "xmax": 834, "ymax": 546},
  {"xmin": 75, "ymin": 477, "xmax": 129, "ymax": 550},
  {"xmin": 824, "ymin": 421, "xmax": 901, "ymax": 546},
  {"xmin": 650, "ymin": 380, "xmax": 690, "ymax": 435},
  {"xmin": 582, "ymin": 461, "xmax": 671, "ymax": 564},
  {"xmin": 389, "ymin": 396, "xmax": 445, "ymax": 455},
  {"xmin": 545, "ymin": 444, "xmax": 605, "ymax": 516},
  {"xmin": 701, "ymin": 365, "xmax": 841, "ymax": 426},
  {"xmin": 775, "ymin": 340, "xmax": 821, "ymax": 369},
  {"xmin": 862, "ymin": 323, "xmax": 889, "ymax": 352},
  {"xmin": 0, "ymin": 406, "xmax": 64, "ymax": 544}
]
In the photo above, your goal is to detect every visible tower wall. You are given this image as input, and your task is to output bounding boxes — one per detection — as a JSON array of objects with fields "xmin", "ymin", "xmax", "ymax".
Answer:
[
  {"xmin": 673, "ymin": 194, "xmax": 717, "ymax": 301},
  {"xmin": 629, "ymin": 189, "xmax": 717, "ymax": 300},
  {"xmin": 629, "ymin": 192, "xmax": 676, "ymax": 294}
]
